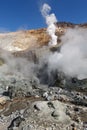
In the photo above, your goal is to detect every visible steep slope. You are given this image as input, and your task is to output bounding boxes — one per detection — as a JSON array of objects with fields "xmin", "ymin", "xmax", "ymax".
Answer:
[{"xmin": 0, "ymin": 22, "xmax": 66, "ymax": 52}]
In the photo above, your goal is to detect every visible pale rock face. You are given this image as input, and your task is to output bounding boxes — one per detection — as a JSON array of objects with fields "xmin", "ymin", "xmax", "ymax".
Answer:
[
  {"xmin": 0, "ymin": 96, "xmax": 10, "ymax": 105},
  {"xmin": 0, "ymin": 31, "xmax": 37, "ymax": 52},
  {"xmin": 0, "ymin": 26, "xmax": 65, "ymax": 52}
]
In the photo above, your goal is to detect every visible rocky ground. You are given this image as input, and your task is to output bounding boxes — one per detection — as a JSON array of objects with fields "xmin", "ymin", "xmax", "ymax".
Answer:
[
  {"xmin": 0, "ymin": 22, "xmax": 87, "ymax": 130},
  {"xmin": 0, "ymin": 68, "xmax": 87, "ymax": 130}
]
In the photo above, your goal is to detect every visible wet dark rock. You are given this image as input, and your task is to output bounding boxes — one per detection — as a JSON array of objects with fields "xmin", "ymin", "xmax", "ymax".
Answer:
[{"xmin": 8, "ymin": 116, "xmax": 25, "ymax": 130}]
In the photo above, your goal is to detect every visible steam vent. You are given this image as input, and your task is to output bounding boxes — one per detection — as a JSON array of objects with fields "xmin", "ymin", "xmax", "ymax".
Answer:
[{"xmin": 0, "ymin": 22, "xmax": 86, "ymax": 130}]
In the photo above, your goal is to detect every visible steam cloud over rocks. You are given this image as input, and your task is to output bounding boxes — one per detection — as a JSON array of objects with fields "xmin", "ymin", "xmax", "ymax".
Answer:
[
  {"xmin": 1, "ymin": 27, "xmax": 87, "ymax": 83},
  {"xmin": 40, "ymin": 3, "xmax": 87, "ymax": 80},
  {"xmin": 41, "ymin": 3, "xmax": 58, "ymax": 46},
  {"xmin": 48, "ymin": 27, "xmax": 87, "ymax": 80},
  {"xmin": 0, "ymin": 50, "xmax": 35, "ymax": 80}
]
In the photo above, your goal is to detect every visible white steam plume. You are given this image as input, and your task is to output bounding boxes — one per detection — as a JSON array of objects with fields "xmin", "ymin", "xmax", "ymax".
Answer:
[
  {"xmin": 41, "ymin": 3, "xmax": 58, "ymax": 46},
  {"xmin": 48, "ymin": 27, "xmax": 87, "ymax": 80},
  {"xmin": 0, "ymin": 50, "xmax": 36, "ymax": 80}
]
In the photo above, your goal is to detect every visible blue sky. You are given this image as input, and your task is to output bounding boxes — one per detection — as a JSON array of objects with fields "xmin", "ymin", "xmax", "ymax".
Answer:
[{"xmin": 0, "ymin": 0, "xmax": 87, "ymax": 31}]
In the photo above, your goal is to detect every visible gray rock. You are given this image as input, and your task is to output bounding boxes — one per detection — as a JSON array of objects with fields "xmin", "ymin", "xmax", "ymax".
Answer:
[
  {"xmin": 47, "ymin": 102, "xmax": 55, "ymax": 109},
  {"xmin": 0, "ymin": 88, "xmax": 5, "ymax": 95},
  {"xmin": 51, "ymin": 110, "xmax": 59, "ymax": 119},
  {"xmin": 8, "ymin": 116, "xmax": 25, "ymax": 130},
  {"xmin": 30, "ymin": 76, "xmax": 40, "ymax": 89},
  {"xmin": 43, "ymin": 92, "xmax": 48, "ymax": 99},
  {"xmin": 10, "ymin": 78, "xmax": 16, "ymax": 84}
]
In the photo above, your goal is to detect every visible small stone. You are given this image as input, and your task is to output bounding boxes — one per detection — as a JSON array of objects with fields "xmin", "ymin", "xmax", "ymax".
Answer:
[
  {"xmin": 35, "ymin": 95, "xmax": 39, "ymax": 98},
  {"xmin": 47, "ymin": 95, "xmax": 54, "ymax": 101},
  {"xmin": 47, "ymin": 102, "xmax": 55, "ymax": 109},
  {"xmin": 34, "ymin": 104, "xmax": 40, "ymax": 111},
  {"xmin": 43, "ymin": 92, "xmax": 48, "ymax": 98},
  {"xmin": 30, "ymin": 76, "xmax": 40, "ymax": 89},
  {"xmin": 51, "ymin": 110, "xmax": 59, "ymax": 119},
  {"xmin": 20, "ymin": 109, "xmax": 24, "ymax": 115}
]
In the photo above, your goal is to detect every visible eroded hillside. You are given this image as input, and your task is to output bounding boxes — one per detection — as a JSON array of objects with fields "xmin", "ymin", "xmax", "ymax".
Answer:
[{"xmin": 0, "ymin": 22, "xmax": 87, "ymax": 130}]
